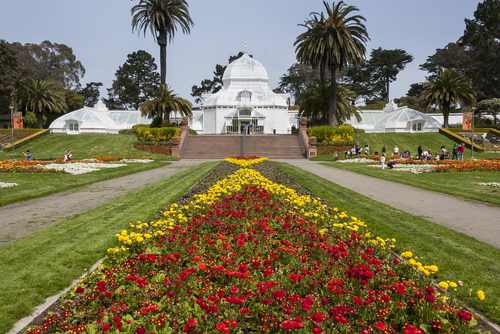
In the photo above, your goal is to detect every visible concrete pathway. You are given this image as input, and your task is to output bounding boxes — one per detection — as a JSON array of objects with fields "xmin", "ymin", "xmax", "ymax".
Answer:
[
  {"xmin": 0, "ymin": 160, "xmax": 217, "ymax": 246},
  {"xmin": 275, "ymin": 160, "xmax": 500, "ymax": 249}
]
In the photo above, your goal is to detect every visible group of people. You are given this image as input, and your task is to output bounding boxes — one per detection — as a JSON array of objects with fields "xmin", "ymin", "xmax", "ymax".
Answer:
[
  {"xmin": 240, "ymin": 123, "xmax": 254, "ymax": 135},
  {"xmin": 417, "ymin": 143, "xmax": 465, "ymax": 161},
  {"xmin": 21, "ymin": 149, "xmax": 71, "ymax": 162}
]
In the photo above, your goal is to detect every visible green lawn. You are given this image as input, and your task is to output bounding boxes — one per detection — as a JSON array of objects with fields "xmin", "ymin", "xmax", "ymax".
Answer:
[
  {"xmin": 0, "ymin": 134, "xmax": 177, "ymax": 161},
  {"xmin": 317, "ymin": 162, "xmax": 500, "ymax": 206},
  {"xmin": 0, "ymin": 160, "xmax": 171, "ymax": 207},
  {"xmin": 273, "ymin": 162, "xmax": 500, "ymax": 325},
  {"xmin": 0, "ymin": 161, "xmax": 220, "ymax": 334},
  {"xmin": 311, "ymin": 132, "xmax": 500, "ymax": 160}
]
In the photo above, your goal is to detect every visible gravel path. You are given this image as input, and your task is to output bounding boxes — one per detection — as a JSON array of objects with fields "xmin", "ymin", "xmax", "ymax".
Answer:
[
  {"xmin": 277, "ymin": 160, "xmax": 500, "ymax": 249},
  {"xmin": 0, "ymin": 160, "xmax": 218, "ymax": 246}
]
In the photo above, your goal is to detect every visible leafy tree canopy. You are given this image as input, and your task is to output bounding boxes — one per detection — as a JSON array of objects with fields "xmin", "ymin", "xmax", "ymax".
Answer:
[
  {"xmin": 278, "ymin": 63, "xmax": 325, "ymax": 105},
  {"xmin": 10, "ymin": 40, "xmax": 85, "ymax": 90},
  {"xmin": 462, "ymin": 0, "xmax": 500, "ymax": 98},
  {"xmin": 367, "ymin": 47, "xmax": 413, "ymax": 102},
  {"xmin": 0, "ymin": 40, "xmax": 22, "ymax": 114},
  {"xmin": 78, "ymin": 82, "xmax": 103, "ymax": 107},
  {"xmin": 191, "ymin": 52, "xmax": 250, "ymax": 105},
  {"xmin": 106, "ymin": 50, "xmax": 160, "ymax": 110}
]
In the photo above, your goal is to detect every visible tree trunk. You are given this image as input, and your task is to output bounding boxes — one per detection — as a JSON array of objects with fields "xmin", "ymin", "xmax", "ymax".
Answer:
[
  {"xmin": 384, "ymin": 77, "xmax": 390, "ymax": 103},
  {"xmin": 158, "ymin": 31, "xmax": 167, "ymax": 86},
  {"xmin": 328, "ymin": 67, "xmax": 338, "ymax": 127},
  {"xmin": 443, "ymin": 103, "xmax": 450, "ymax": 128},
  {"xmin": 36, "ymin": 111, "xmax": 43, "ymax": 129}
]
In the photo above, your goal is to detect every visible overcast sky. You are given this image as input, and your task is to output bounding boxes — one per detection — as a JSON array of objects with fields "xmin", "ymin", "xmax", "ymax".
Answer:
[{"xmin": 1, "ymin": 0, "xmax": 480, "ymax": 107}]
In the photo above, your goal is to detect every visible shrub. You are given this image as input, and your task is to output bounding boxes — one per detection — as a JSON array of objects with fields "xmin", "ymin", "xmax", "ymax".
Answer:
[
  {"xmin": 189, "ymin": 128, "xmax": 198, "ymax": 135},
  {"xmin": 136, "ymin": 127, "xmax": 180, "ymax": 142},
  {"xmin": 307, "ymin": 125, "xmax": 354, "ymax": 143},
  {"xmin": 149, "ymin": 115, "xmax": 163, "ymax": 128},
  {"xmin": 118, "ymin": 129, "xmax": 135, "ymax": 135}
]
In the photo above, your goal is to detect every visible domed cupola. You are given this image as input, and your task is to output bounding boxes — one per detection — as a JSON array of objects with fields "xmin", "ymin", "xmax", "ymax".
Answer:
[{"xmin": 222, "ymin": 41, "xmax": 269, "ymax": 90}]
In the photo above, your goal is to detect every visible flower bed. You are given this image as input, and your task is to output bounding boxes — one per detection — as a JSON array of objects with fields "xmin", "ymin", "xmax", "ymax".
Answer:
[
  {"xmin": 133, "ymin": 144, "xmax": 172, "ymax": 155},
  {"xmin": 24, "ymin": 159, "xmax": 485, "ymax": 334},
  {"xmin": 0, "ymin": 182, "xmax": 18, "ymax": 188}
]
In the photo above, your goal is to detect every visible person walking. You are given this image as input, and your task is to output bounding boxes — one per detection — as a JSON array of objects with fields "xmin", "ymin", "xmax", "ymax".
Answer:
[
  {"xmin": 364, "ymin": 144, "xmax": 369, "ymax": 155},
  {"xmin": 452, "ymin": 144, "xmax": 458, "ymax": 160}
]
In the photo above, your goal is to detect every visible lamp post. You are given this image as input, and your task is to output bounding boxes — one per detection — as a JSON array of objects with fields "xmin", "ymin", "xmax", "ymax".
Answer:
[
  {"xmin": 471, "ymin": 107, "xmax": 476, "ymax": 160},
  {"xmin": 9, "ymin": 104, "xmax": 14, "ymax": 160}
]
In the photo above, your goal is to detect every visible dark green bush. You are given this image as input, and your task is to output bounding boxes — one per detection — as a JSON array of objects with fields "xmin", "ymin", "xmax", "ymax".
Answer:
[
  {"xmin": 189, "ymin": 129, "xmax": 198, "ymax": 135},
  {"xmin": 118, "ymin": 129, "xmax": 135, "ymax": 135}
]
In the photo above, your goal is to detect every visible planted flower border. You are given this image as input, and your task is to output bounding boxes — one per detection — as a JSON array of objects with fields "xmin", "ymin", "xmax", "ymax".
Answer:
[{"xmin": 25, "ymin": 158, "xmax": 486, "ymax": 334}]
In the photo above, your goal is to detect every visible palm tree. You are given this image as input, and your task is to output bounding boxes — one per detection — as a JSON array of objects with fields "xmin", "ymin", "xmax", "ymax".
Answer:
[
  {"xmin": 295, "ymin": 1, "xmax": 369, "ymax": 127},
  {"xmin": 299, "ymin": 79, "xmax": 360, "ymax": 125},
  {"xmin": 11, "ymin": 78, "xmax": 67, "ymax": 129},
  {"xmin": 131, "ymin": 0, "xmax": 194, "ymax": 86},
  {"xmin": 141, "ymin": 84, "xmax": 192, "ymax": 124},
  {"xmin": 419, "ymin": 68, "xmax": 476, "ymax": 128}
]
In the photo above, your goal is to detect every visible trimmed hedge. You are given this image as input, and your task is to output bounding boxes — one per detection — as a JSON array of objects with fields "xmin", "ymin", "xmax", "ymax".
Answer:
[
  {"xmin": 307, "ymin": 125, "xmax": 355, "ymax": 144},
  {"xmin": 2, "ymin": 129, "xmax": 49, "ymax": 152},
  {"xmin": 136, "ymin": 127, "xmax": 180, "ymax": 142},
  {"xmin": 439, "ymin": 128, "xmax": 485, "ymax": 152}
]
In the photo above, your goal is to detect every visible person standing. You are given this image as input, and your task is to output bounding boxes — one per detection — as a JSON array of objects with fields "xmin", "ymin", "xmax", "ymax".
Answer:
[
  {"xmin": 380, "ymin": 153, "xmax": 386, "ymax": 169},
  {"xmin": 244, "ymin": 123, "xmax": 249, "ymax": 135},
  {"xmin": 452, "ymin": 144, "xmax": 458, "ymax": 160},
  {"xmin": 22, "ymin": 150, "xmax": 32, "ymax": 161},
  {"xmin": 382, "ymin": 145, "xmax": 387, "ymax": 155},
  {"xmin": 458, "ymin": 143, "xmax": 465, "ymax": 161},
  {"xmin": 64, "ymin": 149, "xmax": 71, "ymax": 162},
  {"xmin": 440, "ymin": 145, "xmax": 447, "ymax": 160},
  {"xmin": 364, "ymin": 144, "xmax": 369, "ymax": 155},
  {"xmin": 394, "ymin": 145, "xmax": 399, "ymax": 156},
  {"xmin": 417, "ymin": 145, "xmax": 423, "ymax": 160}
]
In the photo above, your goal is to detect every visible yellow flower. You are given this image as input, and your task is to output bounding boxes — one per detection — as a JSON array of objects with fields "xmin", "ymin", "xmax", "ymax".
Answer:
[
  {"xmin": 438, "ymin": 282, "xmax": 449, "ymax": 290},
  {"xmin": 401, "ymin": 251, "xmax": 413, "ymax": 258},
  {"xmin": 477, "ymin": 290, "xmax": 485, "ymax": 301},
  {"xmin": 449, "ymin": 282, "xmax": 458, "ymax": 288}
]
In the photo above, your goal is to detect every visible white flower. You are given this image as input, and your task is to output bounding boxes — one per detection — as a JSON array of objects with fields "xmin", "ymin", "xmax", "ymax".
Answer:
[
  {"xmin": 0, "ymin": 182, "xmax": 18, "ymax": 188},
  {"xmin": 39, "ymin": 162, "xmax": 126, "ymax": 175},
  {"xmin": 479, "ymin": 182, "xmax": 500, "ymax": 187},
  {"xmin": 119, "ymin": 159, "xmax": 153, "ymax": 163},
  {"xmin": 340, "ymin": 158, "xmax": 377, "ymax": 163},
  {"xmin": 366, "ymin": 164, "xmax": 437, "ymax": 174}
]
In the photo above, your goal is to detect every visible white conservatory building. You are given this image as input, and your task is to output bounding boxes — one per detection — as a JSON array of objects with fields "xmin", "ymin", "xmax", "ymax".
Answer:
[
  {"xmin": 49, "ymin": 98, "xmax": 151, "ymax": 134},
  {"xmin": 194, "ymin": 43, "xmax": 297, "ymax": 134},
  {"xmin": 345, "ymin": 100, "xmax": 443, "ymax": 133}
]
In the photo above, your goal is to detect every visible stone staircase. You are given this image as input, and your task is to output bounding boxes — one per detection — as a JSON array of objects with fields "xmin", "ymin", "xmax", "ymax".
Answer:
[{"xmin": 181, "ymin": 135, "xmax": 305, "ymax": 159}]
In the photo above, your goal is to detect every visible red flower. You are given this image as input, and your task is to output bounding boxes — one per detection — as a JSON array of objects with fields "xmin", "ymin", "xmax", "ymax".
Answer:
[
  {"xmin": 112, "ymin": 316, "xmax": 121, "ymax": 323},
  {"xmin": 230, "ymin": 287, "xmax": 240, "ymax": 294},
  {"xmin": 376, "ymin": 321, "xmax": 386, "ymax": 331},
  {"xmin": 102, "ymin": 324, "xmax": 111, "ymax": 332},
  {"xmin": 425, "ymin": 295, "xmax": 436, "ymax": 303},
  {"xmin": 425, "ymin": 286, "xmax": 435, "ymax": 294},
  {"xmin": 216, "ymin": 323, "xmax": 225, "ymax": 331},
  {"xmin": 75, "ymin": 287, "xmax": 84, "ymax": 293},
  {"xmin": 312, "ymin": 313, "xmax": 324, "ymax": 322},
  {"xmin": 187, "ymin": 318, "xmax": 197, "ymax": 326},
  {"xmin": 136, "ymin": 328, "xmax": 146, "ymax": 334}
]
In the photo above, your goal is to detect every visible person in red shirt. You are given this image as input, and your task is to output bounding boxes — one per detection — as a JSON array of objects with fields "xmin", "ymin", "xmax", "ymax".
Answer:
[{"xmin": 458, "ymin": 143, "xmax": 465, "ymax": 161}]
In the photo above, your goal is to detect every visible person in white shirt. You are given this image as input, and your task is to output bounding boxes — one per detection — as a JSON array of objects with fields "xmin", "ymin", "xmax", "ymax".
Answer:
[{"xmin": 394, "ymin": 145, "xmax": 399, "ymax": 156}]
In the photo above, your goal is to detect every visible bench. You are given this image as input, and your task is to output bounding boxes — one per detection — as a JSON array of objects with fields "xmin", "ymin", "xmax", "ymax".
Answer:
[{"xmin": 31, "ymin": 153, "xmax": 61, "ymax": 161}]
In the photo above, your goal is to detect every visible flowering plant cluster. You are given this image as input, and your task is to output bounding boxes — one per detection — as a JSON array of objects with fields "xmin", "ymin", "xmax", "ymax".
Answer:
[
  {"xmin": 431, "ymin": 160, "xmax": 500, "ymax": 173},
  {"xmin": 92, "ymin": 156, "xmax": 153, "ymax": 162},
  {"xmin": 24, "ymin": 159, "xmax": 486, "ymax": 334},
  {"xmin": 0, "ymin": 160, "xmax": 63, "ymax": 173},
  {"xmin": 224, "ymin": 157, "xmax": 268, "ymax": 167},
  {"xmin": 0, "ymin": 181, "xmax": 18, "ymax": 188},
  {"xmin": 133, "ymin": 144, "xmax": 172, "ymax": 156},
  {"xmin": 228, "ymin": 156, "xmax": 263, "ymax": 160}
]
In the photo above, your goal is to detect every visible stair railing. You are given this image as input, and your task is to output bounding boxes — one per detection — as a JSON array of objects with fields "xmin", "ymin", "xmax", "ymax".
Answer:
[
  {"xmin": 180, "ymin": 129, "xmax": 189, "ymax": 158},
  {"xmin": 298, "ymin": 127, "xmax": 308, "ymax": 158}
]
